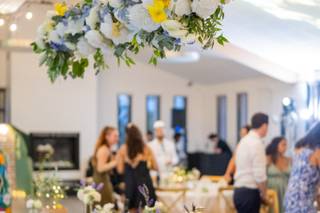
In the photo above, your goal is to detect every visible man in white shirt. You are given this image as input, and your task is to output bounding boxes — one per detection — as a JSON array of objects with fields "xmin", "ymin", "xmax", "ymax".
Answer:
[
  {"xmin": 234, "ymin": 113, "xmax": 269, "ymax": 213},
  {"xmin": 148, "ymin": 121, "xmax": 178, "ymax": 178}
]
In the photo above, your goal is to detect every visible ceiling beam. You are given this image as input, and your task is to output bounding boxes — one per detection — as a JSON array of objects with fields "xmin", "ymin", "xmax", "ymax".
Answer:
[{"xmin": 209, "ymin": 43, "xmax": 299, "ymax": 84}]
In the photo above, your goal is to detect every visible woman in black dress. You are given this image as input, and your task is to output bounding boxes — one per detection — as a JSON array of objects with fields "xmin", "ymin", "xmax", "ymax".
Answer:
[{"xmin": 116, "ymin": 124, "xmax": 158, "ymax": 212}]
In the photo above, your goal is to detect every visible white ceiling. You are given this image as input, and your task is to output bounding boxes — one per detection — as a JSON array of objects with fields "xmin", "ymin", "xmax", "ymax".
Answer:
[
  {"xmin": 223, "ymin": 0, "xmax": 320, "ymax": 79},
  {"xmin": 159, "ymin": 55, "xmax": 262, "ymax": 84},
  {"xmin": 1, "ymin": 0, "xmax": 320, "ymax": 85},
  {"xmin": 0, "ymin": 0, "xmax": 26, "ymax": 14}
]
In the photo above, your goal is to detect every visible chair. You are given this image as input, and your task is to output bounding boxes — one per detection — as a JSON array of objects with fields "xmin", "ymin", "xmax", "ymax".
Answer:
[
  {"xmin": 260, "ymin": 189, "xmax": 279, "ymax": 213},
  {"xmin": 218, "ymin": 185, "xmax": 236, "ymax": 213}
]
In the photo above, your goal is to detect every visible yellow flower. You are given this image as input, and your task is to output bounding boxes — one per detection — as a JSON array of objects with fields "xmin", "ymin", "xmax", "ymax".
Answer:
[
  {"xmin": 147, "ymin": 1, "xmax": 167, "ymax": 23},
  {"xmin": 112, "ymin": 22, "xmax": 121, "ymax": 38},
  {"xmin": 159, "ymin": 0, "xmax": 170, "ymax": 8},
  {"xmin": 54, "ymin": 3, "xmax": 68, "ymax": 16}
]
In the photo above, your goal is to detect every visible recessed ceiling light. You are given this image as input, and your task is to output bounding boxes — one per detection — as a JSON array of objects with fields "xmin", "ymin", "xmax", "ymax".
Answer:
[
  {"xmin": 9, "ymin": 23, "xmax": 17, "ymax": 32},
  {"xmin": 25, "ymin": 11, "xmax": 33, "ymax": 20},
  {"xmin": 0, "ymin": 18, "xmax": 4, "ymax": 26}
]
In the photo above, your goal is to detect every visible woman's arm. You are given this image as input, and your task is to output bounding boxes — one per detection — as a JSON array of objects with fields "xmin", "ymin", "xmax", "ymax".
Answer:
[
  {"xmin": 224, "ymin": 155, "xmax": 235, "ymax": 182},
  {"xmin": 146, "ymin": 146, "xmax": 158, "ymax": 171},
  {"xmin": 96, "ymin": 146, "xmax": 117, "ymax": 173}
]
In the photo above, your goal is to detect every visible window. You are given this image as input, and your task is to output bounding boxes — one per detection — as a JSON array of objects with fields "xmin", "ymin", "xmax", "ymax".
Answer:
[
  {"xmin": 217, "ymin": 95, "xmax": 227, "ymax": 141},
  {"xmin": 237, "ymin": 93, "xmax": 248, "ymax": 141},
  {"xmin": 172, "ymin": 96, "xmax": 187, "ymax": 151},
  {"xmin": 146, "ymin": 95, "xmax": 160, "ymax": 132},
  {"xmin": 117, "ymin": 94, "xmax": 132, "ymax": 144},
  {"xmin": 0, "ymin": 89, "xmax": 6, "ymax": 123}
]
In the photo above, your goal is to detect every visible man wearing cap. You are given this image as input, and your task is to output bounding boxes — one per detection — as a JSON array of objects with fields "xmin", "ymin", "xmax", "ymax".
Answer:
[{"xmin": 148, "ymin": 120, "xmax": 179, "ymax": 178}]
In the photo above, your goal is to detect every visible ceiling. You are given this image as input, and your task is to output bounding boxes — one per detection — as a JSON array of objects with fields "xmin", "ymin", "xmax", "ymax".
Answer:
[
  {"xmin": 1, "ymin": 0, "xmax": 320, "ymax": 85},
  {"xmin": 222, "ymin": 0, "xmax": 320, "ymax": 80},
  {"xmin": 158, "ymin": 54, "xmax": 262, "ymax": 85}
]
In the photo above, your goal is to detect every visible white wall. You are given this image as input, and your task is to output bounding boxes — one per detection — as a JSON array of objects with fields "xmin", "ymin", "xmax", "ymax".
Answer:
[
  {"xmin": 203, "ymin": 77, "xmax": 307, "ymax": 149},
  {"xmin": 97, "ymin": 62, "xmax": 208, "ymax": 152},
  {"xmin": 10, "ymin": 52, "xmax": 98, "ymax": 179},
  {"xmin": 0, "ymin": 51, "xmax": 7, "ymax": 88}
]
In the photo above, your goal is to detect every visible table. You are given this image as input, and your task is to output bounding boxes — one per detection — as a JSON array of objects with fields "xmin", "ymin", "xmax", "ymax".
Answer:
[{"xmin": 156, "ymin": 181, "xmax": 234, "ymax": 213}]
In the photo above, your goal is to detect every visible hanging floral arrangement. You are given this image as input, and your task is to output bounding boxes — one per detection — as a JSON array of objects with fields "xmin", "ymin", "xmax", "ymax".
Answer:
[{"xmin": 31, "ymin": 0, "xmax": 230, "ymax": 82}]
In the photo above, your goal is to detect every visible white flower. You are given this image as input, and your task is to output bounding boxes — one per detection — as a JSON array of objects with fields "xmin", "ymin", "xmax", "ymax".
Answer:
[
  {"xmin": 48, "ymin": 30, "xmax": 62, "ymax": 44},
  {"xmin": 66, "ymin": 18, "xmax": 85, "ymax": 35},
  {"xmin": 191, "ymin": 0, "xmax": 219, "ymax": 19},
  {"xmin": 34, "ymin": 200, "xmax": 42, "ymax": 209},
  {"xmin": 86, "ymin": 6, "xmax": 100, "ymax": 29},
  {"xmin": 169, "ymin": 0, "xmax": 191, "ymax": 17},
  {"xmin": 55, "ymin": 22, "xmax": 68, "ymax": 37},
  {"xmin": 35, "ymin": 37, "xmax": 46, "ymax": 49},
  {"xmin": 77, "ymin": 189, "xmax": 84, "ymax": 201},
  {"xmin": 85, "ymin": 30, "xmax": 106, "ymax": 48},
  {"xmin": 100, "ymin": 14, "xmax": 134, "ymax": 45},
  {"xmin": 77, "ymin": 38, "xmax": 96, "ymax": 57},
  {"xmin": 103, "ymin": 203, "xmax": 114, "ymax": 211},
  {"xmin": 46, "ymin": 10, "xmax": 56, "ymax": 19},
  {"xmin": 37, "ymin": 20, "xmax": 54, "ymax": 38},
  {"xmin": 3, "ymin": 194, "xmax": 11, "ymax": 205},
  {"xmin": 26, "ymin": 199, "xmax": 34, "ymax": 209},
  {"xmin": 92, "ymin": 191, "xmax": 101, "ymax": 202},
  {"xmin": 128, "ymin": 4, "xmax": 160, "ymax": 32},
  {"xmin": 65, "ymin": 42, "xmax": 76, "ymax": 50},
  {"xmin": 161, "ymin": 20, "xmax": 195, "ymax": 44},
  {"xmin": 109, "ymin": 0, "xmax": 123, "ymax": 8}
]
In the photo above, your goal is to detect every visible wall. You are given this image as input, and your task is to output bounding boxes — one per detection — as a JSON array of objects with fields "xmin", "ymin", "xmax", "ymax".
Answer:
[
  {"xmin": 0, "ymin": 51, "xmax": 7, "ymax": 88},
  {"xmin": 203, "ymin": 77, "xmax": 307, "ymax": 149},
  {"xmin": 97, "ymin": 62, "xmax": 209, "ymax": 152},
  {"xmin": 10, "ymin": 52, "xmax": 97, "ymax": 179}
]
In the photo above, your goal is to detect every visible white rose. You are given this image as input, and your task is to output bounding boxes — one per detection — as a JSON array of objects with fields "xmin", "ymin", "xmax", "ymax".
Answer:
[
  {"xmin": 161, "ymin": 20, "xmax": 195, "ymax": 44},
  {"xmin": 48, "ymin": 30, "xmax": 62, "ymax": 44},
  {"xmin": 77, "ymin": 189, "xmax": 84, "ymax": 201},
  {"xmin": 103, "ymin": 203, "xmax": 115, "ymax": 212},
  {"xmin": 77, "ymin": 38, "xmax": 96, "ymax": 57},
  {"xmin": 66, "ymin": 18, "xmax": 85, "ymax": 35},
  {"xmin": 34, "ymin": 200, "xmax": 42, "ymax": 209},
  {"xmin": 85, "ymin": 30, "xmax": 106, "ymax": 48},
  {"xmin": 169, "ymin": 0, "xmax": 191, "ymax": 16},
  {"xmin": 65, "ymin": 42, "xmax": 76, "ymax": 50},
  {"xmin": 191, "ymin": 0, "xmax": 219, "ymax": 19},
  {"xmin": 26, "ymin": 199, "xmax": 34, "ymax": 209},
  {"xmin": 109, "ymin": 0, "xmax": 123, "ymax": 8},
  {"xmin": 35, "ymin": 37, "xmax": 46, "ymax": 49},
  {"xmin": 86, "ymin": 6, "xmax": 100, "ymax": 29},
  {"xmin": 55, "ymin": 22, "xmax": 68, "ymax": 37},
  {"xmin": 92, "ymin": 191, "xmax": 101, "ymax": 202},
  {"xmin": 83, "ymin": 194, "xmax": 91, "ymax": 205},
  {"xmin": 128, "ymin": 4, "xmax": 160, "ymax": 32}
]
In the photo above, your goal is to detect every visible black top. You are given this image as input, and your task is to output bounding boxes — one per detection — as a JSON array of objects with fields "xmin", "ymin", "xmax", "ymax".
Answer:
[{"xmin": 124, "ymin": 161, "xmax": 156, "ymax": 210}]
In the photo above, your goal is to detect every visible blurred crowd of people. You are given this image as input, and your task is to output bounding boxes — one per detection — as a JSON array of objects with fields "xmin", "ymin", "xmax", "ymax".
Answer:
[{"xmin": 88, "ymin": 112, "xmax": 320, "ymax": 213}]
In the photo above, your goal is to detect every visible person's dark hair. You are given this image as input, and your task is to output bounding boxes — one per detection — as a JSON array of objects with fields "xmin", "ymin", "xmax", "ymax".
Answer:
[
  {"xmin": 266, "ymin": 136, "xmax": 285, "ymax": 164},
  {"xmin": 174, "ymin": 133, "xmax": 182, "ymax": 142},
  {"xmin": 208, "ymin": 133, "xmax": 218, "ymax": 140},
  {"xmin": 126, "ymin": 123, "xmax": 145, "ymax": 160},
  {"xmin": 251, "ymin": 113, "xmax": 269, "ymax": 129},
  {"xmin": 295, "ymin": 122, "xmax": 320, "ymax": 150},
  {"xmin": 147, "ymin": 130, "xmax": 153, "ymax": 136},
  {"xmin": 243, "ymin": 125, "xmax": 251, "ymax": 132}
]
